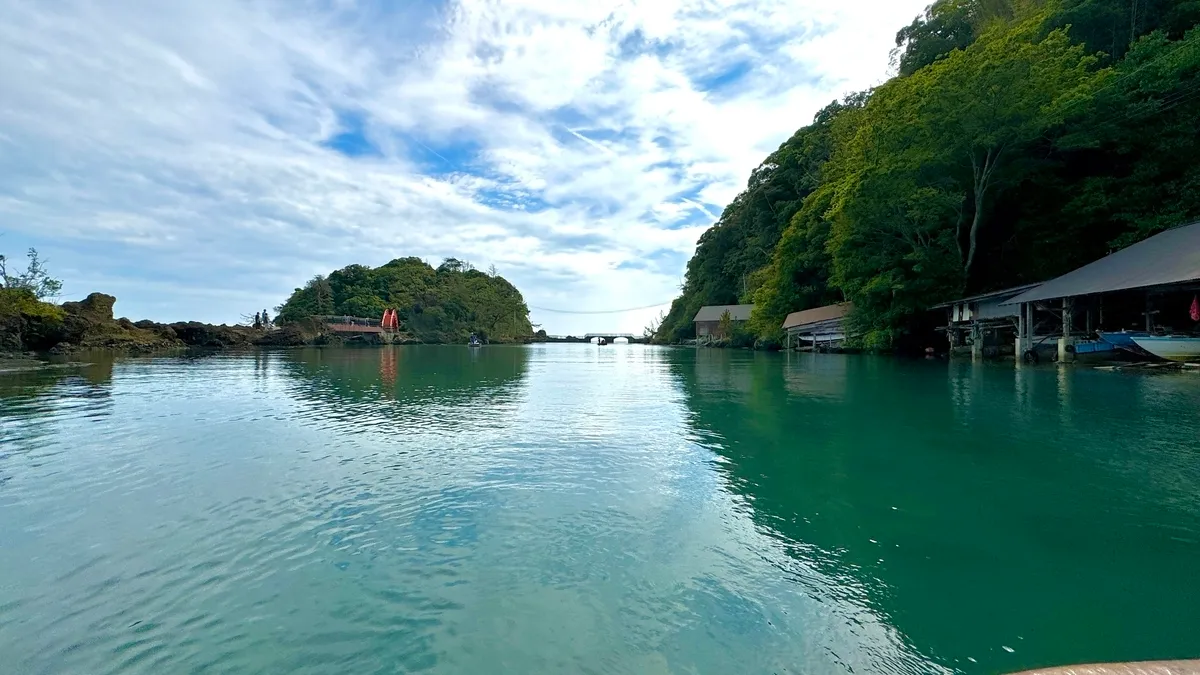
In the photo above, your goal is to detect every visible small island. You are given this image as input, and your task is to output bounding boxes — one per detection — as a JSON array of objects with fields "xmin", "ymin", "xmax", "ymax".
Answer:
[{"xmin": 0, "ymin": 250, "xmax": 533, "ymax": 358}]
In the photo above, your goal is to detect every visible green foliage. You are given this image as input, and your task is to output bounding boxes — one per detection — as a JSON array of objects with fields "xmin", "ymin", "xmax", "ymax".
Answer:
[
  {"xmin": 0, "ymin": 248, "xmax": 63, "ymax": 300},
  {"xmin": 663, "ymin": 0, "xmax": 1200, "ymax": 350},
  {"xmin": 0, "ymin": 287, "xmax": 63, "ymax": 320},
  {"xmin": 276, "ymin": 257, "xmax": 532, "ymax": 343},
  {"xmin": 656, "ymin": 96, "xmax": 865, "ymax": 343}
]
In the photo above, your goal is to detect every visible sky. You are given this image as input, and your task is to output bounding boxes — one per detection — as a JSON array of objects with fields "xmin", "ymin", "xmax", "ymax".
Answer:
[{"xmin": 0, "ymin": 0, "xmax": 930, "ymax": 335}]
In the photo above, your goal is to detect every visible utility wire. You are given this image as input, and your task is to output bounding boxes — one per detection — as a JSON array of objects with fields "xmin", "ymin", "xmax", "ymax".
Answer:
[{"xmin": 528, "ymin": 301, "xmax": 672, "ymax": 315}]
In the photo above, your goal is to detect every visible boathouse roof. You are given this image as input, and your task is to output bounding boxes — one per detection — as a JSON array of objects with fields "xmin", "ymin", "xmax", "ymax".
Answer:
[
  {"xmin": 930, "ymin": 283, "xmax": 1043, "ymax": 309},
  {"xmin": 693, "ymin": 304, "xmax": 755, "ymax": 322},
  {"xmin": 782, "ymin": 303, "xmax": 853, "ymax": 332},
  {"xmin": 1005, "ymin": 222, "xmax": 1200, "ymax": 305}
]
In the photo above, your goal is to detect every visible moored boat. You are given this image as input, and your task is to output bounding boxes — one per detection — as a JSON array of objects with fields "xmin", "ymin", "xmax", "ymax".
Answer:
[
  {"xmin": 1098, "ymin": 330, "xmax": 1149, "ymax": 348},
  {"xmin": 1130, "ymin": 335, "xmax": 1200, "ymax": 362}
]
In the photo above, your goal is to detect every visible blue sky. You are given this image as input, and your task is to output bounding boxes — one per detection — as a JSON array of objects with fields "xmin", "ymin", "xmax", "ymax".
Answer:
[{"xmin": 0, "ymin": 0, "xmax": 928, "ymax": 335}]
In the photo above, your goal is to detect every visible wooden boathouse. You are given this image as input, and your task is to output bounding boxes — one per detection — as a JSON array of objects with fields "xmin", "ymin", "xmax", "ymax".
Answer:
[
  {"xmin": 932, "ymin": 284, "xmax": 1042, "ymax": 359},
  {"xmin": 1001, "ymin": 221, "xmax": 1200, "ymax": 362},
  {"xmin": 782, "ymin": 303, "xmax": 853, "ymax": 350},
  {"xmin": 692, "ymin": 304, "xmax": 755, "ymax": 341}
]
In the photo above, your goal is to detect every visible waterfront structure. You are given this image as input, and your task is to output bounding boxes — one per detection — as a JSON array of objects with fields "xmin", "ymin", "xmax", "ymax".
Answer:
[
  {"xmin": 932, "ymin": 284, "xmax": 1041, "ymax": 358},
  {"xmin": 693, "ymin": 304, "xmax": 755, "ymax": 340},
  {"xmin": 1003, "ymin": 221, "xmax": 1200, "ymax": 362},
  {"xmin": 781, "ymin": 303, "xmax": 853, "ymax": 350}
]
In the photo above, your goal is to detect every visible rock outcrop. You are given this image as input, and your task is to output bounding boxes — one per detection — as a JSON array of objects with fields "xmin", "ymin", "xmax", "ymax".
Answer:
[{"xmin": 1, "ymin": 291, "xmax": 395, "ymax": 354}]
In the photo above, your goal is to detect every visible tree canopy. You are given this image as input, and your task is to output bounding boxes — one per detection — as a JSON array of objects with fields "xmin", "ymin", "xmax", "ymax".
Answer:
[
  {"xmin": 276, "ymin": 257, "xmax": 532, "ymax": 343},
  {"xmin": 657, "ymin": 0, "xmax": 1200, "ymax": 348}
]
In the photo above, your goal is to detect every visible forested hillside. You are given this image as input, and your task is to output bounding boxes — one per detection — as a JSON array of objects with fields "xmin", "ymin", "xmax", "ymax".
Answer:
[
  {"xmin": 657, "ymin": 0, "xmax": 1200, "ymax": 347},
  {"xmin": 277, "ymin": 257, "xmax": 532, "ymax": 343}
]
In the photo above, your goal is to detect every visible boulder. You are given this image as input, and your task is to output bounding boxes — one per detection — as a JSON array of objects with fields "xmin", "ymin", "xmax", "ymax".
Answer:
[
  {"xmin": 168, "ymin": 322, "xmax": 257, "ymax": 348},
  {"xmin": 61, "ymin": 293, "xmax": 116, "ymax": 322}
]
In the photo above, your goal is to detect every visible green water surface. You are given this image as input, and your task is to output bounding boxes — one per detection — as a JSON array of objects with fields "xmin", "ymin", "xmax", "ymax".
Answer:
[{"xmin": 1, "ymin": 346, "xmax": 1198, "ymax": 674}]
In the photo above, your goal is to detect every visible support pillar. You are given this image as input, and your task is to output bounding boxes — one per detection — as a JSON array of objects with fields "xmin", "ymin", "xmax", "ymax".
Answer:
[
  {"xmin": 1015, "ymin": 302, "xmax": 1031, "ymax": 360},
  {"xmin": 1059, "ymin": 297, "xmax": 1077, "ymax": 363}
]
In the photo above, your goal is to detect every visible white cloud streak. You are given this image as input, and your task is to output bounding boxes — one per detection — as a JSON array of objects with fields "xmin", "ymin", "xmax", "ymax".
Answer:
[{"xmin": 0, "ymin": 0, "xmax": 929, "ymax": 333}]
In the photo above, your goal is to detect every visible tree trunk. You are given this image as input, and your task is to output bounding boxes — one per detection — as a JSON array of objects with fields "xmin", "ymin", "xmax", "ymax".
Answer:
[
  {"xmin": 965, "ymin": 146, "xmax": 1002, "ymax": 283},
  {"xmin": 966, "ymin": 188, "xmax": 985, "ymax": 278}
]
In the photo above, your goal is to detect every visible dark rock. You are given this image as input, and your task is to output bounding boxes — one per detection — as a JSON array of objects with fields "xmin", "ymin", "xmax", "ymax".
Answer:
[
  {"xmin": 168, "ymin": 322, "xmax": 256, "ymax": 348},
  {"xmin": 254, "ymin": 325, "xmax": 311, "ymax": 347},
  {"xmin": 0, "ymin": 315, "xmax": 24, "ymax": 352},
  {"xmin": 62, "ymin": 293, "xmax": 116, "ymax": 322}
]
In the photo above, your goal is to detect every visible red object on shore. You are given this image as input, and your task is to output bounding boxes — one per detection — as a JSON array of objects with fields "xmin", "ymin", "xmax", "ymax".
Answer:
[
  {"xmin": 1191, "ymin": 296, "xmax": 1199, "ymax": 322},
  {"xmin": 381, "ymin": 309, "xmax": 399, "ymax": 330}
]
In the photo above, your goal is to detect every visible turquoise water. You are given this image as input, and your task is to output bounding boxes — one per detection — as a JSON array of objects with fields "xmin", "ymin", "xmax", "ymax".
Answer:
[{"xmin": 2, "ymin": 346, "xmax": 1199, "ymax": 674}]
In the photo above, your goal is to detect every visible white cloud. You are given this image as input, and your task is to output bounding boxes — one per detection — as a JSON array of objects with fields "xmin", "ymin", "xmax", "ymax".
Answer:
[{"xmin": 0, "ymin": 0, "xmax": 928, "ymax": 334}]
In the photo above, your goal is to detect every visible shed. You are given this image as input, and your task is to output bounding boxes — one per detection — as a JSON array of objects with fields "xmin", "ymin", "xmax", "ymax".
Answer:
[
  {"xmin": 933, "ymin": 283, "xmax": 1042, "ymax": 324},
  {"xmin": 931, "ymin": 283, "xmax": 1042, "ymax": 357},
  {"xmin": 781, "ymin": 303, "xmax": 853, "ymax": 349},
  {"xmin": 693, "ymin": 304, "xmax": 755, "ymax": 339}
]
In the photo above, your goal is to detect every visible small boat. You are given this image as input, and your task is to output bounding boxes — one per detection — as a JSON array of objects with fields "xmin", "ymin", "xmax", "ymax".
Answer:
[
  {"xmin": 1098, "ymin": 330, "xmax": 1150, "ymax": 348},
  {"xmin": 468, "ymin": 334, "xmax": 483, "ymax": 347},
  {"xmin": 1130, "ymin": 335, "xmax": 1200, "ymax": 362}
]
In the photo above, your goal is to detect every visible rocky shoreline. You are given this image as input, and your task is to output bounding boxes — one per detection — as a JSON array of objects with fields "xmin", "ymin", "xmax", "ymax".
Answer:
[{"xmin": 0, "ymin": 292, "xmax": 403, "ymax": 358}]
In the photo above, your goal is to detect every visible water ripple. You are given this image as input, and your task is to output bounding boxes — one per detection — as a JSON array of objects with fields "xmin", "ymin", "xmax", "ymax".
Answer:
[{"xmin": 3, "ymin": 348, "xmax": 1198, "ymax": 674}]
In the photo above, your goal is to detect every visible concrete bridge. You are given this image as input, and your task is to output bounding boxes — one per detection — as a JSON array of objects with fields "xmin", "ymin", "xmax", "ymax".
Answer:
[
  {"xmin": 541, "ymin": 333, "xmax": 647, "ymax": 344},
  {"xmin": 583, "ymin": 333, "xmax": 646, "ymax": 344}
]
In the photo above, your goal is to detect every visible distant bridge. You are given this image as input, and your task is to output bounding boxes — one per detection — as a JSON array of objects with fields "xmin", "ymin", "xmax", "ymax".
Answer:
[{"xmin": 541, "ymin": 333, "xmax": 647, "ymax": 344}]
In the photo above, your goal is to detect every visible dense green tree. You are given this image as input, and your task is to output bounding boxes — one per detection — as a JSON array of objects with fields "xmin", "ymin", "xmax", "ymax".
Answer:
[
  {"xmin": 656, "ymin": 97, "xmax": 865, "ymax": 343},
  {"xmin": 659, "ymin": 0, "xmax": 1200, "ymax": 349},
  {"xmin": 276, "ymin": 257, "xmax": 532, "ymax": 343}
]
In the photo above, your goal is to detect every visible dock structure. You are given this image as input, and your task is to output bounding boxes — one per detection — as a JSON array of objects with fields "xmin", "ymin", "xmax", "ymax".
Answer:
[
  {"xmin": 782, "ymin": 303, "xmax": 853, "ymax": 350},
  {"xmin": 1001, "ymin": 221, "xmax": 1200, "ymax": 363},
  {"xmin": 932, "ymin": 284, "xmax": 1042, "ymax": 359}
]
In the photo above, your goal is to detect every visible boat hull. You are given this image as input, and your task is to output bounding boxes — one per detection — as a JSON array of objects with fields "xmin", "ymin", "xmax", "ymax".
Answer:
[
  {"xmin": 1130, "ymin": 336, "xmax": 1200, "ymax": 362},
  {"xmin": 1099, "ymin": 331, "xmax": 1149, "ymax": 348}
]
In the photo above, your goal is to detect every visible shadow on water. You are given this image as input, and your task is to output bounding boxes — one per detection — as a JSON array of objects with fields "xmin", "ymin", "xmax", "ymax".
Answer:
[{"xmin": 671, "ymin": 350, "xmax": 1200, "ymax": 674}]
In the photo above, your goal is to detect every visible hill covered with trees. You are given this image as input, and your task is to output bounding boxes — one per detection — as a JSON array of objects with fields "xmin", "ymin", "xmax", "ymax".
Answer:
[
  {"xmin": 276, "ymin": 257, "xmax": 533, "ymax": 343},
  {"xmin": 656, "ymin": 0, "xmax": 1200, "ymax": 348}
]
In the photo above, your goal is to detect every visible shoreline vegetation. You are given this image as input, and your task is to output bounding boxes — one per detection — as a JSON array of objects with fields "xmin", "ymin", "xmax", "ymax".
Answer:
[
  {"xmin": 652, "ymin": 0, "xmax": 1200, "ymax": 352},
  {"xmin": 1, "ymin": 254, "xmax": 537, "ymax": 360}
]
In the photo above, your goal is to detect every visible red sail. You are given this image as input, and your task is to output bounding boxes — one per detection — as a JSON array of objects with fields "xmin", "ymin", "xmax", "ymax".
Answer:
[{"xmin": 1191, "ymin": 296, "xmax": 1199, "ymax": 322}]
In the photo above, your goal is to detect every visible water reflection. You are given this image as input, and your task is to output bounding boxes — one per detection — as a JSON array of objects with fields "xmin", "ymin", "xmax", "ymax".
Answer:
[
  {"xmin": 0, "ymin": 357, "xmax": 115, "ymax": 466},
  {"xmin": 273, "ymin": 346, "xmax": 530, "ymax": 436},
  {"xmin": 674, "ymin": 352, "xmax": 1200, "ymax": 674}
]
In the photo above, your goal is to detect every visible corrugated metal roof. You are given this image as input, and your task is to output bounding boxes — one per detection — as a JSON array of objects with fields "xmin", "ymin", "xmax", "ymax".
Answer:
[
  {"xmin": 782, "ymin": 303, "xmax": 852, "ymax": 330},
  {"xmin": 1005, "ymin": 222, "xmax": 1200, "ymax": 305},
  {"xmin": 693, "ymin": 304, "xmax": 756, "ymax": 322},
  {"xmin": 930, "ymin": 283, "xmax": 1043, "ymax": 309}
]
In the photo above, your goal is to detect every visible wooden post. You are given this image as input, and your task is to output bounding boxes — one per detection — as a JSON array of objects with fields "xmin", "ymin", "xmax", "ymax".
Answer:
[{"xmin": 1145, "ymin": 291, "xmax": 1152, "ymax": 332}]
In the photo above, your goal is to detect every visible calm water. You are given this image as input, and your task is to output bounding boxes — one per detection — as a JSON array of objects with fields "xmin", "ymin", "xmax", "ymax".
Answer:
[{"xmin": 2, "ymin": 346, "xmax": 1199, "ymax": 674}]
